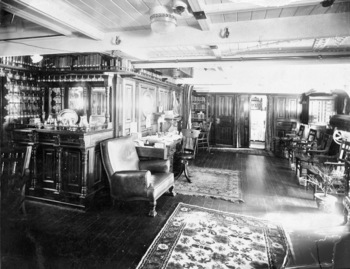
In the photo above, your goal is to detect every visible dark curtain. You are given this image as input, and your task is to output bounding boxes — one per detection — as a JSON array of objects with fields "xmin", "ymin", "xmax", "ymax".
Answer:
[{"xmin": 182, "ymin": 85, "xmax": 193, "ymax": 129}]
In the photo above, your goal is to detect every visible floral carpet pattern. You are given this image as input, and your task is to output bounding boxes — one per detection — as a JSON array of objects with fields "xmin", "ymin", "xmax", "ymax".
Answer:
[
  {"xmin": 175, "ymin": 167, "xmax": 243, "ymax": 203},
  {"xmin": 137, "ymin": 203, "xmax": 290, "ymax": 269}
]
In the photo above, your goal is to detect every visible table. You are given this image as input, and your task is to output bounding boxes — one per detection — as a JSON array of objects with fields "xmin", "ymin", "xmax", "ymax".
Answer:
[{"xmin": 135, "ymin": 134, "xmax": 182, "ymax": 172}]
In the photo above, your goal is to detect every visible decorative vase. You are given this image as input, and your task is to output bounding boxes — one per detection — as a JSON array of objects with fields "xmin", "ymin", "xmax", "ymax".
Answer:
[{"xmin": 314, "ymin": 193, "xmax": 337, "ymax": 212}]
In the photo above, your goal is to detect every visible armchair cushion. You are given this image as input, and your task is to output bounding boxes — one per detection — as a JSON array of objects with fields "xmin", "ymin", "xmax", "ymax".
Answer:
[{"xmin": 110, "ymin": 170, "xmax": 151, "ymax": 199}]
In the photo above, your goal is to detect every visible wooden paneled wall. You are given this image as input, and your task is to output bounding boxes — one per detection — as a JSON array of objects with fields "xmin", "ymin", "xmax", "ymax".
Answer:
[{"xmin": 115, "ymin": 76, "xmax": 182, "ymax": 137}]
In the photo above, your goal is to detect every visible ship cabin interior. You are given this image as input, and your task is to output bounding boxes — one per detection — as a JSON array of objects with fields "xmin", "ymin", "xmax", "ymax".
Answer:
[{"xmin": 1, "ymin": 0, "xmax": 350, "ymax": 268}]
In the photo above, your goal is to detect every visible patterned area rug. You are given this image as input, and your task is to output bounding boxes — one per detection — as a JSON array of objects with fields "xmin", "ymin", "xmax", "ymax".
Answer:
[
  {"xmin": 175, "ymin": 166, "xmax": 243, "ymax": 203},
  {"xmin": 136, "ymin": 203, "xmax": 290, "ymax": 269}
]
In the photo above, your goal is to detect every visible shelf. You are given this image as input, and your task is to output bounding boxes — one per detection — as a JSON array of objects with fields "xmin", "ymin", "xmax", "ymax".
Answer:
[{"xmin": 0, "ymin": 63, "xmax": 40, "ymax": 71}]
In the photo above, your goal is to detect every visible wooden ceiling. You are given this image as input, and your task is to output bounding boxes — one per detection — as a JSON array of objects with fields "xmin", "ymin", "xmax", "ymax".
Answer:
[{"xmin": 1, "ymin": 0, "xmax": 350, "ymax": 93}]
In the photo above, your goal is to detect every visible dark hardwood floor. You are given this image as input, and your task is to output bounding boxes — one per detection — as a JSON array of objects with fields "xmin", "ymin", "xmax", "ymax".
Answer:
[{"xmin": 1, "ymin": 150, "xmax": 349, "ymax": 269}]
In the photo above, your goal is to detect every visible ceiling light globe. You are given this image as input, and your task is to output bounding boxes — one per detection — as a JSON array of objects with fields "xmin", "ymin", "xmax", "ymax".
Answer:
[{"xmin": 150, "ymin": 5, "xmax": 177, "ymax": 34}]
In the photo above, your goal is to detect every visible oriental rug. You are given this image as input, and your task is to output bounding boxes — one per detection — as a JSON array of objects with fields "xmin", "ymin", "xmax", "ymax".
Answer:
[
  {"xmin": 175, "ymin": 166, "xmax": 244, "ymax": 203},
  {"xmin": 136, "ymin": 203, "xmax": 290, "ymax": 269}
]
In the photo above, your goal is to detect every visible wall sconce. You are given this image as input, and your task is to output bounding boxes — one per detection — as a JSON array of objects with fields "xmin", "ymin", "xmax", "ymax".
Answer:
[{"xmin": 220, "ymin": 27, "xmax": 230, "ymax": 38}]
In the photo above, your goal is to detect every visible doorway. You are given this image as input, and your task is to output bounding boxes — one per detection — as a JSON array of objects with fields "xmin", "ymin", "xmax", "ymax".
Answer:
[{"xmin": 249, "ymin": 95, "xmax": 267, "ymax": 149}]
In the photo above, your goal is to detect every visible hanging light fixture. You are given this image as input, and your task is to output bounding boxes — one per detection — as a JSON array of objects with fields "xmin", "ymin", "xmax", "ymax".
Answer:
[
  {"xmin": 150, "ymin": 5, "xmax": 177, "ymax": 34},
  {"xmin": 31, "ymin": 54, "xmax": 43, "ymax": 63}
]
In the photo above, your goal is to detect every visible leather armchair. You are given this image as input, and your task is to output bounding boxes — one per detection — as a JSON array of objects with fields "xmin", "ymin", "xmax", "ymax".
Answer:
[{"xmin": 100, "ymin": 136, "xmax": 176, "ymax": 217}]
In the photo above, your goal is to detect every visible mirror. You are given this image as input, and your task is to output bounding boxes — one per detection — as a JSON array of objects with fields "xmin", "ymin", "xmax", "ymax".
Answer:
[
  {"xmin": 68, "ymin": 87, "xmax": 84, "ymax": 114},
  {"xmin": 91, "ymin": 87, "xmax": 106, "ymax": 116},
  {"xmin": 90, "ymin": 87, "xmax": 107, "ymax": 125}
]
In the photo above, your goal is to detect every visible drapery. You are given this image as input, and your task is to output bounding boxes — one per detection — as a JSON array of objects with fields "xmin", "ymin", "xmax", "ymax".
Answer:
[{"xmin": 182, "ymin": 85, "xmax": 193, "ymax": 129}]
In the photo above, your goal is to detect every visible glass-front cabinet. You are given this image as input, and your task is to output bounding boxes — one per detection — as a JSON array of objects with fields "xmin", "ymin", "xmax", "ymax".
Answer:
[{"xmin": 44, "ymin": 77, "xmax": 111, "ymax": 131}]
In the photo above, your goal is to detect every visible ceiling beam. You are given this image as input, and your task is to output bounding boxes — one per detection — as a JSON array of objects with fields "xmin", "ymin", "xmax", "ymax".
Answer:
[
  {"xmin": 2, "ymin": 0, "xmax": 105, "ymax": 40},
  {"xmin": 203, "ymin": 0, "xmax": 345, "ymax": 15},
  {"xmin": 187, "ymin": 0, "xmax": 211, "ymax": 31},
  {"xmin": 133, "ymin": 56, "xmax": 350, "ymax": 69},
  {"xmin": 1, "ymin": 1, "xmax": 73, "ymax": 37}
]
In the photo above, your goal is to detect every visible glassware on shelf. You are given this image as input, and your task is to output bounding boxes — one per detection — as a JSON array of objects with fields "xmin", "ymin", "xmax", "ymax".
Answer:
[
  {"xmin": 7, "ymin": 70, "xmax": 13, "ymax": 79},
  {"xmin": 14, "ymin": 72, "xmax": 21, "ymax": 80}
]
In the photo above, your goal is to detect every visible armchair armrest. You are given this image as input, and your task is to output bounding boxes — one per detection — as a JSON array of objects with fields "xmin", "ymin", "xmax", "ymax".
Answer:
[
  {"xmin": 139, "ymin": 159, "xmax": 170, "ymax": 173},
  {"xmin": 307, "ymin": 149, "xmax": 328, "ymax": 155},
  {"xmin": 110, "ymin": 170, "xmax": 152, "ymax": 197}
]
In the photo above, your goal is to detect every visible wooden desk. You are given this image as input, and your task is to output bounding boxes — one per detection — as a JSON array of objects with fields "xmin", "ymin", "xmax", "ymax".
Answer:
[{"xmin": 135, "ymin": 138, "xmax": 182, "ymax": 172}]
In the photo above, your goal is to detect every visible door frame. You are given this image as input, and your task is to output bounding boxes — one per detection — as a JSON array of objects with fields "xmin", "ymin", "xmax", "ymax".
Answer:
[{"xmin": 248, "ymin": 95, "xmax": 268, "ymax": 148}]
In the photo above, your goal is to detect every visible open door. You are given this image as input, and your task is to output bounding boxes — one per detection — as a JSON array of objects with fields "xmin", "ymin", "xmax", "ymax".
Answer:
[{"xmin": 249, "ymin": 95, "xmax": 267, "ymax": 149}]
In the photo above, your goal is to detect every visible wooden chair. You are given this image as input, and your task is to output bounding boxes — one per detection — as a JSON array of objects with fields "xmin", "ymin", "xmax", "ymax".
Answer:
[
  {"xmin": 273, "ymin": 121, "xmax": 297, "ymax": 154},
  {"xmin": 1, "ymin": 145, "xmax": 32, "ymax": 216},
  {"xmin": 280, "ymin": 125, "xmax": 305, "ymax": 158},
  {"xmin": 288, "ymin": 128, "xmax": 317, "ymax": 163},
  {"xmin": 197, "ymin": 121, "xmax": 212, "ymax": 153},
  {"xmin": 174, "ymin": 129, "xmax": 200, "ymax": 183},
  {"xmin": 306, "ymin": 140, "xmax": 350, "ymax": 197},
  {"xmin": 295, "ymin": 133, "xmax": 333, "ymax": 177}
]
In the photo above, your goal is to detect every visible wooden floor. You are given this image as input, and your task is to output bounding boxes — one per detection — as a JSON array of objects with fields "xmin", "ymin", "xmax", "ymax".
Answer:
[{"xmin": 1, "ymin": 150, "xmax": 350, "ymax": 269}]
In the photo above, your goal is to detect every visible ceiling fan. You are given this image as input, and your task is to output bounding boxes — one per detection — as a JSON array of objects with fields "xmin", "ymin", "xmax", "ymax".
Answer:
[{"xmin": 147, "ymin": 0, "xmax": 192, "ymax": 34}]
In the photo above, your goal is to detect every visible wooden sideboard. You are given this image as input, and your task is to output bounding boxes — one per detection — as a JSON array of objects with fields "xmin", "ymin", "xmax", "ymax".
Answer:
[{"xmin": 11, "ymin": 128, "xmax": 113, "ymax": 209}]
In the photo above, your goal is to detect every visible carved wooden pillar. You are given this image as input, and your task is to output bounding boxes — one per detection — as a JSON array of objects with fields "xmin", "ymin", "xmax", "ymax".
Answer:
[
  {"xmin": 54, "ymin": 135, "xmax": 62, "ymax": 194},
  {"xmin": 54, "ymin": 147, "xmax": 62, "ymax": 194},
  {"xmin": 29, "ymin": 131, "xmax": 38, "ymax": 190},
  {"xmin": 104, "ymin": 74, "xmax": 113, "ymax": 124},
  {"xmin": 80, "ymin": 149, "xmax": 88, "ymax": 198},
  {"xmin": 105, "ymin": 86, "xmax": 110, "ymax": 124},
  {"xmin": 83, "ymin": 86, "xmax": 88, "ymax": 117},
  {"xmin": 30, "ymin": 144, "xmax": 38, "ymax": 190}
]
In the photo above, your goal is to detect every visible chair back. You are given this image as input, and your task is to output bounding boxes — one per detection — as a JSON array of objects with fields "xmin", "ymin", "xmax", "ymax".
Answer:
[
  {"xmin": 297, "ymin": 125, "xmax": 305, "ymax": 138},
  {"xmin": 307, "ymin": 129, "xmax": 317, "ymax": 142},
  {"xmin": 181, "ymin": 129, "xmax": 200, "ymax": 155},
  {"xmin": 338, "ymin": 140, "xmax": 350, "ymax": 161},
  {"xmin": 318, "ymin": 133, "xmax": 333, "ymax": 152},
  {"xmin": 1, "ymin": 145, "xmax": 32, "ymax": 213},
  {"xmin": 1, "ymin": 146, "xmax": 32, "ymax": 178},
  {"xmin": 202, "ymin": 121, "xmax": 212, "ymax": 132},
  {"xmin": 100, "ymin": 136, "xmax": 140, "ymax": 179}
]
